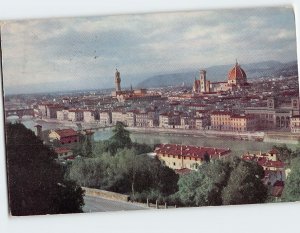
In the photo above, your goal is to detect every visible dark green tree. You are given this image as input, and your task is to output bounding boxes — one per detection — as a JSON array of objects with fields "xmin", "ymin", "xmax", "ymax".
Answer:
[
  {"xmin": 5, "ymin": 123, "xmax": 84, "ymax": 216},
  {"xmin": 222, "ymin": 159, "xmax": 267, "ymax": 205},
  {"xmin": 272, "ymin": 145, "xmax": 294, "ymax": 162},
  {"xmin": 177, "ymin": 157, "xmax": 267, "ymax": 207},
  {"xmin": 67, "ymin": 148, "xmax": 179, "ymax": 200},
  {"xmin": 108, "ymin": 121, "xmax": 132, "ymax": 154},
  {"xmin": 282, "ymin": 157, "xmax": 300, "ymax": 202}
]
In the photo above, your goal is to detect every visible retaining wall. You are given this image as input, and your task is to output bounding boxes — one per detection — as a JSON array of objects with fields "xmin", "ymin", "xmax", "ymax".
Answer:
[{"xmin": 82, "ymin": 187, "xmax": 130, "ymax": 202}]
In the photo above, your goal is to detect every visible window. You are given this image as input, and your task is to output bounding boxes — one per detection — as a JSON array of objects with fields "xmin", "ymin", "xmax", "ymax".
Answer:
[{"xmin": 173, "ymin": 162, "xmax": 176, "ymax": 166}]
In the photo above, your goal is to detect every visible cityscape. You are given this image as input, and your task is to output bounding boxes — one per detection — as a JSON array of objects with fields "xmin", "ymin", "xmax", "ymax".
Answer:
[{"xmin": 2, "ymin": 7, "xmax": 300, "ymax": 215}]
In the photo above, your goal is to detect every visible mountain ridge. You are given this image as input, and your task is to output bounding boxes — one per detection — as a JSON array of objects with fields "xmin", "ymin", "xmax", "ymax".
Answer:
[{"xmin": 137, "ymin": 60, "xmax": 298, "ymax": 88}]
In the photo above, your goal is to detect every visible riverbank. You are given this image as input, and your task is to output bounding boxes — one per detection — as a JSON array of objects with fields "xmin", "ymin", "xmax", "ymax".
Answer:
[
  {"xmin": 18, "ymin": 118, "xmax": 300, "ymax": 145},
  {"xmin": 127, "ymin": 127, "xmax": 300, "ymax": 145}
]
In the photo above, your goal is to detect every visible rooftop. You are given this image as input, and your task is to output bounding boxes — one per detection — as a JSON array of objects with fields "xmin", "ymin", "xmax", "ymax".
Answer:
[
  {"xmin": 54, "ymin": 128, "xmax": 78, "ymax": 137},
  {"xmin": 155, "ymin": 144, "xmax": 231, "ymax": 159}
]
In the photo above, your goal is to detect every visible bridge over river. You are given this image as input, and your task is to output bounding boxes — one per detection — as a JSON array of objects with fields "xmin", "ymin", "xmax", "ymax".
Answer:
[{"xmin": 5, "ymin": 108, "xmax": 35, "ymax": 119}]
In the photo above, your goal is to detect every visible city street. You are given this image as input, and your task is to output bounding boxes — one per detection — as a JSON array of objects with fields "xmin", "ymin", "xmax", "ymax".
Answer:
[{"xmin": 83, "ymin": 195, "xmax": 149, "ymax": 213}]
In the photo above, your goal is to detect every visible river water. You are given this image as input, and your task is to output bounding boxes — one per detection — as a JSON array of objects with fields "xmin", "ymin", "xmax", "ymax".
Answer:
[{"xmin": 10, "ymin": 118, "xmax": 299, "ymax": 156}]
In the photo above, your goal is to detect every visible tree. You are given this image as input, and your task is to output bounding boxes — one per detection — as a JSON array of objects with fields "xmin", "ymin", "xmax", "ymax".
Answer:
[
  {"xmin": 67, "ymin": 147, "xmax": 179, "ymax": 200},
  {"xmin": 222, "ymin": 159, "xmax": 267, "ymax": 205},
  {"xmin": 54, "ymin": 180, "xmax": 85, "ymax": 214},
  {"xmin": 177, "ymin": 159, "xmax": 231, "ymax": 207},
  {"xmin": 108, "ymin": 122, "xmax": 132, "ymax": 154},
  {"xmin": 5, "ymin": 123, "xmax": 84, "ymax": 216},
  {"xmin": 177, "ymin": 171, "xmax": 209, "ymax": 206},
  {"xmin": 177, "ymin": 157, "xmax": 267, "ymax": 207},
  {"xmin": 68, "ymin": 157, "xmax": 105, "ymax": 188},
  {"xmin": 272, "ymin": 145, "xmax": 294, "ymax": 162},
  {"xmin": 282, "ymin": 157, "xmax": 300, "ymax": 202}
]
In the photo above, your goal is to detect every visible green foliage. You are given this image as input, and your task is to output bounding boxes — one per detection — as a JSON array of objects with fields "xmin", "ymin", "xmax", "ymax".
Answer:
[
  {"xmin": 272, "ymin": 144, "xmax": 295, "ymax": 162},
  {"xmin": 67, "ymin": 148, "xmax": 179, "ymax": 199},
  {"xmin": 108, "ymin": 122, "xmax": 132, "ymax": 154},
  {"xmin": 72, "ymin": 133, "xmax": 93, "ymax": 157},
  {"xmin": 177, "ymin": 171, "xmax": 209, "ymax": 206},
  {"xmin": 282, "ymin": 157, "xmax": 300, "ymax": 202},
  {"xmin": 54, "ymin": 180, "xmax": 85, "ymax": 214},
  {"xmin": 177, "ymin": 157, "xmax": 268, "ymax": 207},
  {"xmin": 222, "ymin": 160, "xmax": 267, "ymax": 205},
  {"xmin": 131, "ymin": 142, "xmax": 153, "ymax": 155},
  {"xmin": 69, "ymin": 157, "xmax": 105, "ymax": 188},
  {"xmin": 5, "ymin": 123, "xmax": 84, "ymax": 216}
]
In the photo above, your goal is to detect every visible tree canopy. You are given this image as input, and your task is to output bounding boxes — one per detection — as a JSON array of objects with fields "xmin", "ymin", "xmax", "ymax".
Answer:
[
  {"xmin": 5, "ymin": 123, "xmax": 84, "ymax": 216},
  {"xmin": 108, "ymin": 121, "xmax": 132, "ymax": 154},
  {"xmin": 177, "ymin": 157, "xmax": 267, "ymax": 206},
  {"xmin": 282, "ymin": 157, "xmax": 300, "ymax": 202},
  {"xmin": 68, "ymin": 148, "xmax": 179, "ymax": 199}
]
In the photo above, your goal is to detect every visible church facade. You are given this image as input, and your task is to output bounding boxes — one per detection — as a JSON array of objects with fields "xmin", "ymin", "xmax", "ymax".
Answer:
[{"xmin": 193, "ymin": 60, "xmax": 249, "ymax": 94}]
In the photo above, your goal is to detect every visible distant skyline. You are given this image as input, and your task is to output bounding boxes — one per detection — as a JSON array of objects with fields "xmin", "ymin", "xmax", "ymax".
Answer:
[{"xmin": 1, "ymin": 6, "xmax": 298, "ymax": 94}]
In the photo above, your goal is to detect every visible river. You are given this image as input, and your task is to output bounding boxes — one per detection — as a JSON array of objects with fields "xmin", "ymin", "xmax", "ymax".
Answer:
[{"xmin": 9, "ymin": 117, "xmax": 299, "ymax": 156}]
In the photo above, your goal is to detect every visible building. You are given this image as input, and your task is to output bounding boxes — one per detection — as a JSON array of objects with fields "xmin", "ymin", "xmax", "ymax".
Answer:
[
  {"xmin": 135, "ymin": 110, "xmax": 157, "ymax": 127},
  {"xmin": 155, "ymin": 144, "xmax": 231, "ymax": 170},
  {"xmin": 57, "ymin": 109, "xmax": 69, "ymax": 121},
  {"xmin": 54, "ymin": 147, "xmax": 74, "ymax": 160},
  {"xmin": 195, "ymin": 117, "xmax": 207, "ymax": 130},
  {"xmin": 111, "ymin": 110, "xmax": 125, "ymax": 125},
  {"xmin": 124, "ymin": 111, "xmax": 136, "ymax": 127},
  {"xmin": 291, "ymin": 115, "xmax": 300, "ymax": 133},
  {"xmin": 230, "ymin": 114, "xmax": 257, "ymax": 132},
  {"xmin": 159, "ymin": 112, "xmax": 181, "ymax": 128},
  {"xmin": 49, "ymin": 128, "xmax": 79, "ymax": 144},
  {"xmin": 210, "ymin": 111, "xmax": 257, "ymax": 132},
  {"xmin": 99, "ymin": 111, "xmax": 112, "ymax": 125},
  {"xmin": 210, "ymin": 111, "xmax": 232, "ymax": 131},
  {"xmin": 242, "ymin": 149, "xmax": 286, "ymax": 195},
  {"xmin": 245, "ymin": 96, "xmax": 300, "ymax": 130},
  {"xmin": 83, "ymin": 110, "xmax": 96, "ymax": 123},
  {"xmin": 46, "ymin": 105, "xmax": 64, "ymax": 119},
  {"xmin": 68, "ymin": 109, "xmax": 84, "ymax": 122},
  {"xmin": 111, "ymin": 69, "xmax": 163, "ymax": 102},
  {"xmin": 38, "ymin": 103, "xmax": 64, "ymax": 119},
  {"xmin": 195, "ymin": 110, "xmax": 210, "ymax": 130},
  {"xmin": 193, "ymin": 60, "xmax": 249, "ymax": 94}
]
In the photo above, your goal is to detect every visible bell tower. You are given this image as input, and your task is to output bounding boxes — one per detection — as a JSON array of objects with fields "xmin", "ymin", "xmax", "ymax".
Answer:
[
  {"xmin": 115, "ymin": 68, "xmax": 121, "ymax": 92},
  {"xmin": 200, "ymin": 70, "xmax": 207, "ymax": 93}
]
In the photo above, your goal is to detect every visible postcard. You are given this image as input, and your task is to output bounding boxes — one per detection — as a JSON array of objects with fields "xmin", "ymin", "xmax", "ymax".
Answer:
[{"xmin": 1, "ymin": 6, "xmax": 299, "ymax": 216}]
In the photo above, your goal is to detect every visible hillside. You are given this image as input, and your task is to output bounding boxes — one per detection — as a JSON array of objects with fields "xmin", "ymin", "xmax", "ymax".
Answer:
[{"xmin": 137, "ymin": 60, "xmax": 298, "ymax": 88}]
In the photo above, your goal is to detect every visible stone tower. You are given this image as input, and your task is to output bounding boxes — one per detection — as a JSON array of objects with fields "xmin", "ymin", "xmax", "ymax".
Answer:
[
  {"xmin": 291, "ymin": 97, "xmax": 300, "ymax": 115},
  {"xmin": 34, "ymin": 124, "xmax": 42, "ymax": 138},
  {"xmin": 199, "ymin": 70, "xmax": 207, "ymax": 93},
  {"xmin": 267, "ymin": 97, "xmax": 276, "ymax": 109},
  {"xmin": 115, "ymin": 69, "xmax": 121, "ymax": 92}
]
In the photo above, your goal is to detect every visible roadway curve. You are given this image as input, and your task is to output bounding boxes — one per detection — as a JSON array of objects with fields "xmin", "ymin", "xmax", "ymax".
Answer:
[{"xmin": 83, "ymin": 195, "xmax": 149, "ymax": 213}]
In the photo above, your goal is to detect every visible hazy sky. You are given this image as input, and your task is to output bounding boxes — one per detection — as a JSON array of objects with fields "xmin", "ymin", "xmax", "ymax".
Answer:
[{"xmin": 1, "ymin": 6, "xmax": 297, "ymax": 94}]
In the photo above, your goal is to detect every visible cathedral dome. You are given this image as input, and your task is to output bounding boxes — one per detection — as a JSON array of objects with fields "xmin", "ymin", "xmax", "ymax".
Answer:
[{"xmin": 228, "ymin": 60, "xmax": 247, "ymax": 82}]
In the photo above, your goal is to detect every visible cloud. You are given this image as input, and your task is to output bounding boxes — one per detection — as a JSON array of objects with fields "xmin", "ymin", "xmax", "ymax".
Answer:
[{"xmin": 1, "ymin": 6, "xmax": 297, "ymax": 94}]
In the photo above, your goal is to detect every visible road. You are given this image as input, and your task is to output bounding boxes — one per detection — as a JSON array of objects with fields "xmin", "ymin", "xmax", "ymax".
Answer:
[{"xmin": 83, "ymin": 195, "xmax": 149, "ymax": 213}]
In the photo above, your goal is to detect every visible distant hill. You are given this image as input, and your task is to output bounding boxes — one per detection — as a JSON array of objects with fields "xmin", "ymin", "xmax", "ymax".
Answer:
[{"xmin": 137, "ymin": 60, "xmax": 298, "ymax": 88}]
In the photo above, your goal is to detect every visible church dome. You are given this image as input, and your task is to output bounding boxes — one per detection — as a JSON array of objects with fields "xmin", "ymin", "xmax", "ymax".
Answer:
[{"xmin": 228, "ymin": 60, "xmax": 247, "ymax": 81}]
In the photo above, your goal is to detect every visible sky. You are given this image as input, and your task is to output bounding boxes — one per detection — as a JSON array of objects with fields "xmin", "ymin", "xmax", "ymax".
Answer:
[{"xmin": 1, "ymin": 6, "xmax": 298, "ymax": 94}]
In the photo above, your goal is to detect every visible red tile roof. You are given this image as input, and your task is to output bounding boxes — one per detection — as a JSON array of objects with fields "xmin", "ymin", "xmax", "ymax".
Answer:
[
  {"xmin": 228, "ymin": 62, "xmax": 247, "ymax": 80},
  {"xmin": 155, "ymin": 144, "xmax": 231, "ymax": 159},
  {"xmin": 55, "ymin": 128, "xmax": 78, "ymax": 138}
]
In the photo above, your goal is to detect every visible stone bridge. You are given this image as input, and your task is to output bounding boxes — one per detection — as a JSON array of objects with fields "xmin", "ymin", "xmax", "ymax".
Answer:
[{"xmin": 5, "ymin": 108, "xmax": 35, "ymax": 119}]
